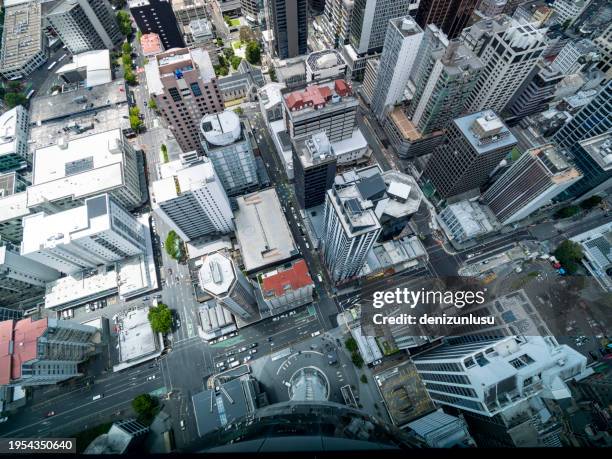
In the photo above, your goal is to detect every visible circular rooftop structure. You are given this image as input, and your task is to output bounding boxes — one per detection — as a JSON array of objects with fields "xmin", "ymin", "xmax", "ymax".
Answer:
[
  {"xmin": 200, "ymin": 110, "xmax": 241, "ymax": 147},
  {"xmin": 288, "ymin": 366, "xmax": 330, "ymax": 402},
  {"xmin": 198, "ymin": 251, "xmax": 236, "ymax": 297}
]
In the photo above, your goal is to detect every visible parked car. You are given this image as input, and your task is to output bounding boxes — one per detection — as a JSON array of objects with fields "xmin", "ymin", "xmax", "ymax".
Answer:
[{"xmin": 249, "ymin": 343, "xmax": 258, "ymax": 348}]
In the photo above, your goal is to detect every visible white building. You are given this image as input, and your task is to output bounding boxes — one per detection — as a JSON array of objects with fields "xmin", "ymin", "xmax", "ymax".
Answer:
[
  {"xmin": 0, "ymin": 245, "xmax": 60, "ymax": 308},
  {"xmin": 553, "ymin": 39, "xmax": 600, "ymax": 75},
  {"xmin": 322, "ymin": 179, "xmax": 382, "ymax": 282},
  {"xmin": 305, "ymin": 49, "xmax": 347, "ymax": 83},
  {"xmin": 462, "ymin": 17, "xmax": 548, "ymax": 114},
  {"xmin": 413, "ymin": 335, "xmax": 588, "ymax": 417},
  {"xmin": 483, "ymin": 145, "xmax": 582, "ymax": 225},
  {"xmin": 0, "ymin": 106, "xmax": 29, "ymax": 173},
  {"xmin": 200, "ymin": 110, "xmax": 259, "ymax": 197},
  {"xmin": 27, "ymin": 129, "xmax": 142, "ymax": 212},
  {"xmin": 438, "ymin": 200, "xmax": 495, "ymax": 243},
  {"xmin": 21, "ymin": 194, "xmax": 146, "ymax": 274},
  {"xmin": 371, "ymin": 16, "xmax": 423, "ymax": 119},
  {"xmin": 55, "ymin": 49, "xmax": 112, "ymax": 87},
  {"xmin": 198, "ymin": 251, "xmax": 259, "ymax": 323},
  {"xmin": 321, "ymin": 0, "xmax": 354, "ymax": 49},
  {"xmin": 152, "ymin": 157, "xmax": 233, "ymax": 242},
  {"xmin": 570, "ymin": 221, "xmax": 612, "ymax": 292},
  {"xmin": 0, "ymin": 0, "xmax": 48, "ymax": 80},
  {"xmin": 551, "ymin": 0, "xmax": 590, "ymax": 25}
]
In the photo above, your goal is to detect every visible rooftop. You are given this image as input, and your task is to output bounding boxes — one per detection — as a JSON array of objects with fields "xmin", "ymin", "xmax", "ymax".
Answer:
[
  {"xmin": 258, "ymin": 82, "xmax": 286, "ymax": 110},
  {"xmin": 284, "ymin": 79, "xmax": 354, "ymax": 115},
  {"xmin": 260, "ymin": 259, "xmax": 313, "ymax": 299},
  {"xmin": 0, "ymin": 106, "xmax": 27, "ymax": 159},
  {"xmin": 44, "ymin": 266, "xmax": 118, "ymax": 309},
  {"xmin": 200, "ymin": 110, "xmax": 241, "ymax": 147},
  {"xmin": 198, "ymin": 251, "xmax": 236, "ymax": 297},
  {"xmin": 189, "ymin": 18, "xmax": 213, "ymax": 39},
  {"xmin": 140, "ymin": 33, "xmax": 163, "ymax": 56},
  {"xmin": 117, "ymin": 307, "xmax": 160, "ymax": 363},
  {"xmin": 27, "ymin": 129, "xmax": 128, "ymax": 208},
  {"xmin": 440, "ymin": 200, "xmax": 495, "ymax": 239},
  {"xmin": 580, "ymin": 133, "xmax": 612, "ymax": 171},
  {"xmin": 152, "ymin": 158, "xmax": 219, "ymax": 204},
  {"xmin": 531, "ymin": 144, "xmax": 581, "ymax": 183},
  {"xmin": 234, "ymin": 188, "xmax": 298, "ymax": 272},
  {"xmin": 145, "ymin": 47, "xmax": 215, "ymax": 96},
  {"xmin": 390, "ymin": 16, "xmax": 422, "ymax": 38},
  {"xmin": 55, "ymin": 50, "xmax": 112, "ymax": 87},
  {"xmin": 389, "ymin": 108, "xmax": 422, "ymax": 141},
  {"xmin": 306, "ymin": 49, "xmax": 346, "ymax": 71},
  {"xmin": 293, "ymin": 132, "xmax": 335, "ymax": 168},
  {"xmin": 0, "ymin": 0, "xmax": 44, "ymax": 73},
  {"xmin": 0, "ymin": 317, "xmax": 47, "ymax": 385},
  {"xmin": 455, "ymin": 110, "xmax": 517, "ymax": 154},
  {"xmin": 0, "ymin": 190, "xmax": 28, "ymax": 224},
  {"xmin": 380, "ymin": 170, "xmax": 423, "ymax": 218}
]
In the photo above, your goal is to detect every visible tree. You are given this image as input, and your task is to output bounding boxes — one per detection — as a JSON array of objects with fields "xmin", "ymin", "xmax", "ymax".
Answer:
[
  {"xmin": 122, "ymin": 53, "xmax": 132, "ymax": 67},
  {"xmin": 224, "ymin": 15, "xmax": 232, "ymax": 27},
  {"xmin": 216, "ymin": 38, "xmax": 224, "ymax": 47},
  {"xmin": 148, "ymin": 303, "xmax": 173, "ymax": 334},
  {"xmin": 132, "ymin": 394, "xmax": 157, "ymax": 423},
  {"xmin": 165, "ymin": 230, "xmax": 183, "ymax": 260},
  {"xmin": 233, "ymin": 107, "xmax": 243, "ymax": 116},
  {"xmin": 161, "ymin": 143, "xmax": 168, "ymax": 163},
  {"xmin": 351, "ymin": 352, "xmax": 364, "ymax": 368},
  {"xmin": 136, "ymin": 30, "xmax": 142, "ymax": 41},
  {"xmin": 239, "ymin": 26, "xmax": 256, "ymax": 43},
  {"xmin": 122, "ymin": 41, "xmax": 132, "ymax": 55},
  {"xmin": 269, "ymin": 66, "xmax": 277, "ymax": 82},
  {"xmin": 579, "ymin": 195, "xmax": 603, "ymax": 210},
  {"xmin": 224, "ymin": 47, "xmax": 235, "ymax": 59},
  {"xmin": 554, "ymin": 205, "xmax": 580, "ymax": 219},
  {"xmin": 345, "ymin": 337, "xmax": 358, "ymax": 353},
  {"xmin": 554, "ymin": 240, "xmax": 584, "ymax": 274},
  {"xmin": 4, "ymin": 92, "xmax": 27, "ymax": 108},
  {"xmin": 360, "ymin": 374, "xmax": 367, "ymax": 384},
  {"xmin": 245, "ymin": 41, "xmax": 261, "ymax": 65},
  {"xmin": 231, "ymin": 56, "xmax": 242, "ymax": 70},
  {"xmin": 116, "ymin": 11, "xmax": 132, "ymax": 36},
  {"xmin": 124, "ymin": 68, "xmax": 137, "ymax": 85},
  {"xmin": 148, "ymin": 97, "xmax": 157, "ymax": 110},
  {"xmin": 7, "ymin": 81, "xmax": 23, "ymax": 93}
]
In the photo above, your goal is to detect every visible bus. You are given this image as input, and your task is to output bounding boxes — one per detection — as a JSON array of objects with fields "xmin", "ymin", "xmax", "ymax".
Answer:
[
  {"xmin": 26, "ymin": 89, "xmax": 35, "ymax": 100},
  {"xmin": 47, "ymin": 61, "xmax": 57, "ymax": 71}
]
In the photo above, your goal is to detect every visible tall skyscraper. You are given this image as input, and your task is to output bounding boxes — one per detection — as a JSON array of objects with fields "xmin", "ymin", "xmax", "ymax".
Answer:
[
  {"xmin": 145, "ymin": 48, "xmax": 224, "ymax": 153},
  {"xmin": 198, "ymin": 251, "xmax": 259, "ymax": 323},
  {"xmin": 555, "ymin": 133, "xmax": 612, "ymax": 202},
  {"xmin": 413, "ymin": 335, "xmax": 587, "ymax": 447},
  {"xmin": 293, "ymin": 132, "xmax": 338, "ymax": 209},
  {"xmin": 408, "ymin": 39, "xmax": 483, "ymax": 135},
  {"xmin": 200, "ymin": 110, "xmax": 259, "ymax": 197},
  {"xmin": 267, "ymin": 0, "xmax": 308, "ymax": 58},
  {"xmin": 47, "ymin": 0, "xmax": 122, "ymax": 55},
  {"xmin": 0, "ymin": 245, "xmax": 61, "ymax": 308},
  {"xmin": 151, "ymin": 157, "xmax": 234, "ymax": 241},
  {"xmin": 0, "ymin": 106, "xmax": 29, "ymax": 173},
  {"xmin": 504, "ymin": 63, "xmax": 564, "ymax": 124},
  {"xmin": 0, "ymin": 317, "xmax": 99, "ymax": 386},
  {"xmin": 322, "ymin": 177, "xmax": 382, "ymax": 282},
  {"xmin": 21, "ymin": 194, "xmax": 146, "ymax": 274},
  {"xmin": 553, "ymin": 80, "xmax": 612, "ymax": 151},
  {"xmin": 322, "ymin": 0, "xmax": 354, "ymax": 48},
  {"xmin": 462, "ymin": 17, "xmax": 548, "ymax": 114},
  {"xmin": 415, "ymin": 0, "xmax": 480, "ymax": 39},
  {"xmin": 128, "ymin": 0, "xmax": 185, "ymax": 49},
  {"xmin": 371, "ymin": 16, "xmax": 423, "ymax": 119},
  {"xmin": 483, "ymin": 144, "xmax": 582, "ymax": 224},
  {"xmin": 422, "ymin": 111, "xmax": 517, "ymax": 199},
  {"xmin": 349, "ymin": 0, "xmax": 417, "ymax": 54}
]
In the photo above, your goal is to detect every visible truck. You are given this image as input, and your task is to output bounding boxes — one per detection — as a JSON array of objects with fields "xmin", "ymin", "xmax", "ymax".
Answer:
[{"xmin": 229, "ymin": 360, "xmax": 240, "ymax": 369}]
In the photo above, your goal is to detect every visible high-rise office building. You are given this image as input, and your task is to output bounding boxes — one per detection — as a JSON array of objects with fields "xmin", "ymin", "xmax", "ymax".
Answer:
[
  {"xmin": 0, "ymin": 106, "xmax": 29, "ymax": 173},
  {"xmin": 47, "ymin": 0, "xmax": 122, "ymax": 55},
  {"xmin": 409, "ymin": 24, "xmax": 448, "ymax": 87},
  {"xmin": 553, "ymin": 38, "xmax": 600, "ymax": 75},
  {"xmin": 293, "ymin": 132, "xmax": 338, "ymax": 209},
  {"xmin": 145, "ymin": 48, "xmax": 224, "ymax": 154},
  {"xmin": 478, "ymin": 0, "xmax": 508, "ymax": 16},
  {"xmin": 200, "ymin": 110, "xmax": 259, "ymax": 198},
  {"xmin": 423, "ymin": 111, "xmax": 517, "ymax": 199},
  {"xmin": 198, "ymin": 251, "xmax": 259, "ymax": 322},
  {"xmin": 128, "ymin": 0, "xmax": 185, "ymax": 49},
  {"xmin": 241, "ymin": 0, "xmax": 262, "ymax": 23},
  {"xmin": 349, "ymin": 0, "xmax": 418, "ymax": 54},
  {"xmin": 371, "ymin": 17, "xmax": 423, "ymax": 119},
  {"xmin": 555, "ymin": 133, "xmax": 612, "ymax": 202},
  {"xmin": 408, "ymin": 40, "xmax": 483, "ymax": 135},
  {"xmin": 322, "ymin": 176, "xmax": 382, "ymax": 282},
  {"xmin": 151, "ymin": 157, "xmax": 234, "ymax": 241},
  {"xmin": 483, "ymin": 144, "xmax": 582, "ymax": 224},
  {"xmin": 551, "ymin": 0, "xmax": 590, "ymax": 25},
  {"xmin": 171, "ymin": 0, "xmax": 208, "ymax": 25},
  {"xmin": 21, "ymin": 194, "xmax": 146, "ymax": 274},
  {"xmin": 0, "ymin": 317, "xmax": 99, "ymax": 387},
  {"xmin": 267, "ymin": 0, "xmax": 308, "ymax": 58},
  {"xmin": 504, "ymin": 63, "xmax": 564, "ymax": 124},
  {"xmin": 322, "ymin": 0, "xmax": 354, "ymax": 48},
  {"xmin": 413, "ymin": 335, "xmax": 587, "ymax": 447},
  {"xmin": 415, "ymin": 0, "xmax": 479, "ymax": 39},
  {"xmin": 462, "ymin": 16, "xmax": 548, "ymax": 114},
  {"xmin": 553, "ymin": 80, "xmax": 612, "ymax": 151},
  {"xmin": 0, "ymin": 245, "xmax": 61, "ymax": 308},
  {"xmin": 283, "ymin": 79, "xmax": 358, "ymax": 142}
]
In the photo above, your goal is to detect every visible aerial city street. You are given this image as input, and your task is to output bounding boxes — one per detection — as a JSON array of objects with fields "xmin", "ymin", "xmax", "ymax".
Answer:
[{"xmin": 0, "ymin": 0, "xmax": 611, "ymax": 453}]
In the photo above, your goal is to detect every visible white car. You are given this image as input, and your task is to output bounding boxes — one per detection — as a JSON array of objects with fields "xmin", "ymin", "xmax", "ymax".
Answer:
[
  {"xmin": 147, "ymin": 375, "xmax": 156, "ymax": 381},
  {"xmin": 0, "ymin": 417, "xmax": 7, "ymax": 423},
  {"xmin": 216, "ymin": 362, "xmax": 225, "ymax": 368},
  {"xmin": 243, "ymin": 356, "xmax": 252, "ymax": 363}
]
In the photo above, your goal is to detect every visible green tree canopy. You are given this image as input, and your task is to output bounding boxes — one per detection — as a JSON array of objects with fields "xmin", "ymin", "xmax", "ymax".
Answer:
[
  {"xmin": 351, "ymin": 352, "xmax": 364, "ymax": 368},
  {"xmin": 554, "ymin": 240, "xmax": 584, "ymax": 274},
  {"xmin": 132, "ymin": 394, "xmax": 157, "ymax": 423},
  {"xmin": 122, "ymin": 41, "xmax": 132, "ymax": 54},
  {"xmin": 4, "ymin": 92, "xmax": 27, "ymax": 108},
  {"xmin": 148, "ymin": 303, "xmax": 172, "ymax": 334},
  {"xmin": 148, "ymin": 97, "xmax": 157, "ymax": 110},
  {"xmin": 345, "ymin": 337, "xmax": 358, "ymax": 353},
  {"xmin": 231, "ymin": 55, "xmax": 242, "ymax": 70},
  {"xmin": 579, "ymin": 195, "xmax": 603, "ymax": 210},
  {"xmin": 269, "ymin": 66, "xmax": 277, "ymax": 82},
  {"xmin": 239, "ymin": 26, "xmax": 257, "ymax": 43},
  {"xmin": 116, "ymin": 11, "xmax": 132, "ymax": 36},
  {"xmin": 554, "ymin": 206, "xmax": 580, "ymax": 219},
  {"xmin": 164, "ymin": 230, "xmax": 183, "ymax": 260},
  {"xmin": 245, "ymin": 41, "xmax": 261, "ymax": 65}
]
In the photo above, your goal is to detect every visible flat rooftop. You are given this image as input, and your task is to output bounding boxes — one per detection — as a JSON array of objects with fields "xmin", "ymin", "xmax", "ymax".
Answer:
[
  {"xmin": 234, "ymin": 188, "xmax": 298, "ymax": 272},
  {"xmin": 152, "ymin": 159, "xmax": 218, "ymax": 203},
  {"xmin": 117, "ymin": 308, "xmax": 159, "ymax": 363},
  {"xmin": 260, "ymin": 259, "xmax": 313, "ymax": 299},
  {"xmin": 0, "ymin": 1, "xmax": 44, "ymax": 73},
  {"xmin": 198, "ymin": 251, "xmax": 236, "ymax": 297},
  {"xmin": 389, "ymin": 108, "xmax": 422, "ymax": 141},
  {"xmin": 0, "ymin": 191, "xmax": 29, "ymax": 223},
  {"xmin": 28, "ymin": 129, "xmax": 128, "ymax": 208},
  {"xmin": 146, "ymin": 47, "xmax": 215, "ymax": 96},
  {"xmin": 45, "ymin": 267, "xmax": 118, "ymax": 309},
  {"xmin": 580, "ymin": 133, "xmax": 612, "ymax": 171},
  {"xmin": 55, "ymin": 50, "xmax": 112, "ymax": 87},
  {"xmin": 455, "ymin": 110, "xmax": 517, "ymax": 155}
]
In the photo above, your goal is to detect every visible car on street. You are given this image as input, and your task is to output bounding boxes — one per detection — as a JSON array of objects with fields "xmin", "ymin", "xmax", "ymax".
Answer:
[
  {"xmin": 249, "ymin": 349, "xmax": 257, "ymax": 355},
  {"xmin": 317, "ymin": 274, "xmax": 323, "ymax": 282},
  {"xmin": 228, "ymin": 357, "xmax": 236, "ymax": 363},
  {"xmin": 147, "ymin": 375, "xmax": 156, "ymax": 380},
  {"xmin": 272, "ymin": 316, "xmax": 280, "ymax": 322},
  {"xmin": 46, "ymin": 411, "xmax": 55, "ymax": 417},
  {"xmin": 216, "ymin": 362, "xmax": 225, "ymax": 368},
  {"xmin": 0, "ymin": 417, "xmax": 8, "ymax": 423},
  {"xmin": 267, "ymin": 336, "xmax": 273, "ymax": 342},
  {"xmin": 180, "ymin": 420, "xmax": 186, "ymax": 430},
  {"xmin": 243, "ymin": 356, "xmax": 252, "ymax": 363},
  {"xmin": 249, "ymin": 343, "xmax": 257, "ymax": 348},
  {"xmin": 239, "ymin": 346, "xmax": 247, "ymax": 352}
]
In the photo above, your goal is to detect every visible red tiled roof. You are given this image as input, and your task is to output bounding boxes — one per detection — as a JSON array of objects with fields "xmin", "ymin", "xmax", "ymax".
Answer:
[
  {"xmin": 140, "ymin": 33, "xmax": 163, "ymax": 56},
  {"xmin": 285, "ymin": 84, "xmax": 336, "ymax": 111},
  {"xmin": 0, "ymin": 317, "xmax": 48, "ymax": 385},
  {"xmin": 261, "ymin": 259, "xmax": 313, "ymax": 298},
  {"xmin": 334, "ymin": 79, "xmax": 351, "ymax": 97}
]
